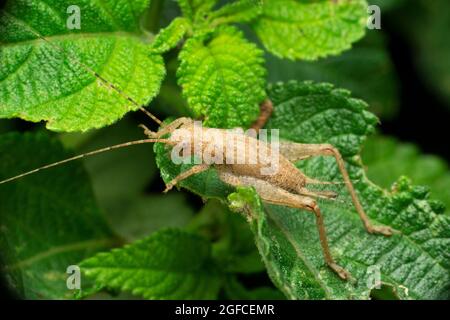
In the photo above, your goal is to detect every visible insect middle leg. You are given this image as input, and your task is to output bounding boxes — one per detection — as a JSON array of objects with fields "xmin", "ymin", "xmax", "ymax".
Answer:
[
  {"xmin": 251, "ymin": 99, "xmax": 274, "ymax": 131},
  {"xmin": 219, "ymin": 172, "xmax": 351, "ymax": 280},
  {"xmin": 280, "ymin": 142, "xmax": 394, "ymax": 236}
]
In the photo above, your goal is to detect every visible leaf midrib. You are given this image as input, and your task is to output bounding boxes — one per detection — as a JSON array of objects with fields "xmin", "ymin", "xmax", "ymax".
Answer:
[
  {"xmin": 6, "ymin": 237, "xmax": 117, "ymax": 270},
  {"xmin": 259, "ymin": 4, "xmax": 356, "ymax": 27},
  {"xmin": 84, "ymin": 264, "xmax": 217, "ymax": 275},
  {"xmin": 0, "ymin": 31, "xmax": 146, "ymax": 48}
]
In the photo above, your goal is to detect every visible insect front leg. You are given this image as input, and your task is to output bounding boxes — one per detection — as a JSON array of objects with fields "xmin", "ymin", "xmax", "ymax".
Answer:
[
  {"xmin": 139, "ymin": 124, "xmax": 158, "ymax": 138},
  {"xmin": 218, "ymin": 172, "xmax": 352, "ymax": 280},
  {"xmin": 281, "ymin": 142, "xmax": 394, "ymax": 236},
  {"xmin": 140, "ymin": 117, "xmax": 194, "ymax": 138},
  {"xmin": 164, "ymin": 164, "xmax": 210, "ymax": 193}
]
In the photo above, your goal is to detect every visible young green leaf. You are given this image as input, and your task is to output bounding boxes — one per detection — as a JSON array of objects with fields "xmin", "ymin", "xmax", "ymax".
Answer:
[
  {"xmin": 150, "ymin": 17, "xmax": 190, "ymax": 54},
  {"xmin": 0, "ymin": 132, "xmax": 118, "ymax": 299},
  {"xmin": 154, "ymin": 81, "xmax": 450, "ymax": 299},
  {"xmin": 252, "ymin": 0, "xmax": 368, "ymax": 60},
  {"xmin": 80, "ymin": 229, "xmax": 222, "ymax": 299},
  {"xmin": 178, "ymin": 0, "xmax": 217, "ymax": 22},
  {"xmin": 362, "ymin": 135, "xmax": 450, "ymax": 214},
  {"xmin": 177, "ymin": 26, "xmax": 266, "ymax": 128},
  {"xmin": 0, "ymin": 0, "xmax": 165, "ymax": 132},
  {"xmin": 209, "ymin": 0, "xmax": 263, "ymax": 26}
]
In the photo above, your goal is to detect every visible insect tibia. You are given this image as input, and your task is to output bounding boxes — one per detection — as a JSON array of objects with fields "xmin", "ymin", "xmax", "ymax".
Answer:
[{"xmin": 0, "ymin": 138, "xmax": 173, "ymax": 185}]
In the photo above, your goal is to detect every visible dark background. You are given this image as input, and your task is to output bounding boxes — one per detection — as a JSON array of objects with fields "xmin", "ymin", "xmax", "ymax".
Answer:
[{"xmin": 382, "ymin": 18, "xmax": 450, "ymax": 162}]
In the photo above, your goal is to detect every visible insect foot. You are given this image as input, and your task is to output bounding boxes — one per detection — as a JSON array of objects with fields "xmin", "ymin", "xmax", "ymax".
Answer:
[
  {"xmin": 163, "ymin": 184, "xmax": 174, "ymax": 193},
  {"xmin": 139, "ymin": 124, "xmax": 158, "ymax": 138},
  {"xmin": 328, "ymin": 263, "xmax": 353, "ymax": 281}
]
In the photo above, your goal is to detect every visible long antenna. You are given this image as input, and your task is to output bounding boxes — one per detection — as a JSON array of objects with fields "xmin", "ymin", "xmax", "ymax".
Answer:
[
  {"xmin": 2, "ymin": 11, "xmax": 162, "ymax": 126},
  {"xmin": 0, "ymin": 138, "xmax": 175, "ymax": 185}
]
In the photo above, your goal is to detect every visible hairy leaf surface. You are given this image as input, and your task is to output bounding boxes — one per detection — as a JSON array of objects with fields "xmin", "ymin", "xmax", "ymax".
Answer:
[
  {"xmin": 177, "ymin": 26, "xmax": 266, "ymax": 128},
  {"xmin": 210, "ymin": 0, "xmax": 263, "ymax": 25},
  {"xmin": 80, "ymin": 229, "xmax": 221, "ymax": 299},
  {"xmin": 150, "ymin": 17, "xmax": 190, "ymax": 54},
  {"xmin": 0, "ymin": 0, "xmax": 165, "ymax": 132},
  {"xmin": 252, "ymin": 0, "xmax": 368, "ymax": 60},
  {"xmin": 178, "ymin": 0, "xmax": 217, "ymax": 21}
]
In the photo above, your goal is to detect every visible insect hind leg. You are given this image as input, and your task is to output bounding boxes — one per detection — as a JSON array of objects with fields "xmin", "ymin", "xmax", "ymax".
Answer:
[
  {"xmin": 280, "ymin": 142, "xmax": 394, "ymax": 236},
  {"xmin": 218, "ymin": 171, "xmax": 352, "ymax": 280}
]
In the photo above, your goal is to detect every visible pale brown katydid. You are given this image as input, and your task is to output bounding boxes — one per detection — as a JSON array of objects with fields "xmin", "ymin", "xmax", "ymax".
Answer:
[{"xmin": 0, "ymin": 26, "xmax": 394, "ymax": 281}]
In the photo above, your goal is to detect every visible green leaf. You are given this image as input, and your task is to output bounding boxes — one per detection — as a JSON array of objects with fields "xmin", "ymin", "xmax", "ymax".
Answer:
[
  {"xmin": 252, "ymin": 0, "xmax": 368, "ymax": 60},
  {"xmin": 362, "ymin": 135, "xmax": 450, "ymax": 214},
  {"xmin": 154, "ymin": 81, "xmax": 450, "ymax": 299},
  {"xmin": 178, "ymin": 0, "xmax": 217, "ymax": 22},
  {"xmin": 210, "ymin": 0, "xmax": 263, "ymax": 25},
  {"xmin": 80, "ymin": 229, "xmax": 222, "ymax": 299},
  {"xmin": 150, "ymin": 17, "xmax": 190, "ymax": 54},
  {"xmin": 0, "ymin": 132, "xmax": 117, "ymax": 299},
  {"xmin": 266, "ymin": 31, "xmax": 399, "ymax": 119},
  {"xmin": 0, "ymin": 0, "xmax": 165, "ymax": 132},
  {"xmin": 177, "ymin": 26, "xmax": 266, "ymax": 128}
]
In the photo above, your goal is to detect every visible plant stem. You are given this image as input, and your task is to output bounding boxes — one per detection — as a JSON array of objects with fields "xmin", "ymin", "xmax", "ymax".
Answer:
[{"xmin": 146, "ymin": 0, "xmax": 165, "ymax": 32}]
